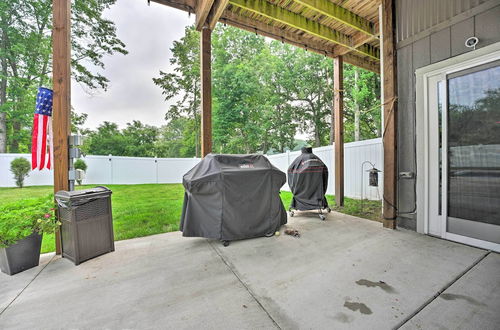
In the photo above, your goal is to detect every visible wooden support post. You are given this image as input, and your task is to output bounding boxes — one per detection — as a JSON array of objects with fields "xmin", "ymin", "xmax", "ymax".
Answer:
[
  {"xmin": 200, "ymin": 27, "xmax": 212, "ymax": 157},
  {"xmin": 333, "ymin": 56, "xmax": 344, "ymax": 207},
  {"xmin": 381, "ymin": 0, "xmax": 397, "ymax": 229},
  {"xmin": 52, "ymin": 0, "xmax": 71, "ymax": 254}
]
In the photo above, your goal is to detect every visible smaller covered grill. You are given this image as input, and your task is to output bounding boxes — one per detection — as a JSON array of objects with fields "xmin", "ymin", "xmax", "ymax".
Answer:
[{"xmin": 288, "ymin": 147, "xmax": 330, "ymax": 220}]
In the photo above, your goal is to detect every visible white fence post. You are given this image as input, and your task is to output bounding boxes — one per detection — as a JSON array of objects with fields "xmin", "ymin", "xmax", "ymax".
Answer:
[
  {"xmin": 108, "ymin": 154, "xmax": 113, "ymax": 185},
  {"xmin": 155, "ymin": 156, "xmax": 159, "ymax": 184}
]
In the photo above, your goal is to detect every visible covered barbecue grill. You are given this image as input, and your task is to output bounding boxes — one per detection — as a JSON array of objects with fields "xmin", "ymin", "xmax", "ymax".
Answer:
[
  {"xmin": 180, "ymin": 154, "xmax": 287, "ymax": 245},
  {"xmin": 288, "ymin": 147, "xmax": 330, "ymax": 220}
]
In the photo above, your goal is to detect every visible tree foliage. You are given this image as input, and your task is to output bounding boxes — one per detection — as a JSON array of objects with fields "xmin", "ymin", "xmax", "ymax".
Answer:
[
  {"xmin": 4, "ymin": 17, "xmax": 381, "ymax": 158},
  {"xmin": 153, "ymin": 25, "xmax": 380, "ymax": 155},
  {"xmin": 82, "ymin": 120, "xmax": 159, "ymax": 157},
  {"xmin": 0, "ymin": 0, "xmax": 127, "ymax": 153},
  {"xmin": 152, "ymin": 26, "xmax": 201, "ymax": 156}
]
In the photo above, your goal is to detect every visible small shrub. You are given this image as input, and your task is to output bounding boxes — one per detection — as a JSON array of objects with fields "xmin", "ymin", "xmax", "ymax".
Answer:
[
  {"xmin": 73, "ymin": 159, "xmax": 87, "ymax": 185},
  {"xmin": 10, "ymin": 157, "xmax": 31, "ymax": 188},
  {"xmin": 0, "ymin": 195, "xmax": 61, "ymax": 248}
]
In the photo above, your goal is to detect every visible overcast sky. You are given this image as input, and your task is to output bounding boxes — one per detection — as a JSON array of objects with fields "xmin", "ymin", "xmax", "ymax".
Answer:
[{"xmin": 72, "ymin": 0, "xmax": 195, "ymax": 129}]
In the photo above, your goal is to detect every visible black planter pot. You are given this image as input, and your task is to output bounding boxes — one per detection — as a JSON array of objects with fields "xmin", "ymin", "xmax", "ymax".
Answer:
[{"xmin": 0, "ymin": 232, "xmax": 42, "ymax": 276}]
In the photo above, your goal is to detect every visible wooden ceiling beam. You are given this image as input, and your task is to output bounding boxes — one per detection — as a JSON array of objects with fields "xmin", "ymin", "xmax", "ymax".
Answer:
[
  {"xmin": 343, "ymin": 54, "xmax": 379, "ymax": 73},
  {"xmin": 150, "ymin": 0, "xmax": 195, "ymax": 13},
  {"xmin": 207, "ymin": 0, "xmax": 230, "ymax": 29},
  {"xmin": 228, "ymin": 0, "xmax": 379, "ymax": 60},
  {"xmin": 195, "ymin": 0, "xmax": 216, "ymax": 30},
  {"xmin": 294, "ymin": 0, "xmax": 376, "ymax": 36},
  {"xmin": 221, "ymin": 11, "xmax": 379, "ymax": 73},
  {"xmin": 336, "ymin": 30, "xmax": 379, "ymax": 58}
]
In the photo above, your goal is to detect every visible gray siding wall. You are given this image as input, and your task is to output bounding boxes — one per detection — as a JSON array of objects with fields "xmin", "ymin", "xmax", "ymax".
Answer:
[{"xmin": 395, "ymin": 0, "xmax": 500, "ymax": 230}]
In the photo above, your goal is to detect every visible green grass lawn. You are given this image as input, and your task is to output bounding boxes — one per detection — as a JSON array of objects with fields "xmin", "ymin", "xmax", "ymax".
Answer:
[{"xmin": 0, "ymin": 184, "xmax": 381, "ymax": 253}]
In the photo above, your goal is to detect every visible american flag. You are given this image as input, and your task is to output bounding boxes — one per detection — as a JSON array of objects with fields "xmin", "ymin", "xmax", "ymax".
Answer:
[{"xmin": 31, "ymin": 87, "xmax": 54, "ymax": 170}]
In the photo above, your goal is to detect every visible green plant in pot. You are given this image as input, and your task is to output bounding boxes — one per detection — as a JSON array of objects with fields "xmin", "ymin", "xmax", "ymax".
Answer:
[{"xmin": 0, "ymin": 196, "xmax": 61, "ymax": 276}]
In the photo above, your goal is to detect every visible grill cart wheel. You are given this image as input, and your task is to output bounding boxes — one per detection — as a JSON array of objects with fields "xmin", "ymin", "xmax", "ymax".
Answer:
[
  {"xmin": 319, "ymin": 214, "xmax": 326, "ymax": 221},
  {"xmin": 327, "ymin": 208, "xmax": 331, "ymax": 213},
  {"xmin": 222, "ymin": 240, "xmax": 230, "ymax": 247},
  {"xmin": 290, "ymin": 211, "xmax": 294, "ymax": 217}
]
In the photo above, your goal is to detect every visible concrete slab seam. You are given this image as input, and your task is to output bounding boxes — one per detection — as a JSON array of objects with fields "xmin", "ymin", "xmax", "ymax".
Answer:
[
  {"xmin": 394, "ymin": 251, "xmax": 491, "ymax": 329},
  {"xmin": 207, "ymin": 240, "xmax": 282, "ymax": 330},
  {"xmin": 0, "ymin": 254, "xmax": 56, "ymax": 317}
]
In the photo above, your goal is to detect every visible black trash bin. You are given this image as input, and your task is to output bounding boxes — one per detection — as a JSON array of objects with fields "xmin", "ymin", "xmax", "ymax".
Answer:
[{"xmin": 55, "ymin": 186, "xmax": 114, "ymax": 265}]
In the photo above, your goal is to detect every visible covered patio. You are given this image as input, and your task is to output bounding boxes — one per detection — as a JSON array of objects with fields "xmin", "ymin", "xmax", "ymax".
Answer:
[
  {"xmin": 15, "ymin": 1, "xmax": 495, "ymax": 328},
  {"xmin": 50, "ymin": 0, "xmax": 398, "ymax": 258},
  {"xmin": 1, "ymin": 211, "xmax": 499, "ymax": 329}
]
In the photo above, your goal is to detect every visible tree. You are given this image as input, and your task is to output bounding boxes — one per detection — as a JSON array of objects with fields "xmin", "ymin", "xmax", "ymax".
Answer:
[
  {"xmin": 258, "ymin": 44, "xmax": 297, "ymax": 153},
  {"xmin": 343, "ymin": 65, "xmax": 381, "ymax": 142},
  {"xmin": 122, "ymin": 120, "xmax": 159, "ymax": 157},
  {"xmin": 0, "ymin": 0, "xmax": 127, "ymax": 153},
  {"xmin": 82, "ymin": 120, "xmax": 159, "ymax": 157},
  {"xmin": 82, "ymin": 121, "xmax": 126, "ymax": 156},
  {"xmin": 153, "ymin": 24, "xmax": 381, "ymax": 155},
  {"xmin": 153, "ymin": 26, "xmax": 201, "ymax": 157},
  {"xmin": 155, "ymin": 118, "xmax": 196, "ymax": 158},
  {"xmin": 278, "ymin": 47, "xmax": 333, "ymax": 147},
  {"xmin": 71, "ymin": 109, "xmax": 88, "ymax": 134},
  {"xmin": 10, "ymin": 157, "xmax": 30, "ymax": 188},
  {"xmin": 212, "ymin": 26, "xmax": 276, "ymax": 154}
]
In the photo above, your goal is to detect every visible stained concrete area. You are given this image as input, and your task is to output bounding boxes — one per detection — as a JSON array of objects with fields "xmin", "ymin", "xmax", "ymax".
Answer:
[
  {"xmin": 401, "ymin": 252, "xmax": 500, "ymax": 330},
  {"xmin": 0, "ymin": 211, "xmax": 497, "ymax": 329}
]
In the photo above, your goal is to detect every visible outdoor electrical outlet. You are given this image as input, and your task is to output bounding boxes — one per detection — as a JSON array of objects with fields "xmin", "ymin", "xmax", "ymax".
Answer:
[
  {"xmin": 70, "ymin": 148, "xmax": 82, "ymax": 159},
  {"xmin": 399, "ymin": 171, "xmax": 415, "ymax": 179},
  {"xmin": 69, "ymin": 135, "xmax": 85, "ymax": 146}
]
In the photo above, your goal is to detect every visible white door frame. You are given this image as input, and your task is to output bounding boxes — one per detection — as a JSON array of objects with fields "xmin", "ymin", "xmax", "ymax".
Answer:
[{"xmin": 415, "ymin": 42, "xmax": 500, "ymax": 252}]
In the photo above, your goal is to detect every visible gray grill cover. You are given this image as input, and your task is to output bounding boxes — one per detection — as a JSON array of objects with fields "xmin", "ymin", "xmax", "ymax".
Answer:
[
  {"xmin": 288, "ymin": 147, "xmax": 329, "ymax": 210},
  {"xmin": 180, "ymin": 154, "xmax": 287, "ymax": 241}
]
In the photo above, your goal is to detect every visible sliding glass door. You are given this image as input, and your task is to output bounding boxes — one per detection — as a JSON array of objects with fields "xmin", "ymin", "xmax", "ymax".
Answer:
[
  {"xmin": 446, "ymin": 62, "xmax": 500, "ymax": 244},
  {"xmin": 427, "ymin": 59, "xmax": 500, "ymax": 250}
]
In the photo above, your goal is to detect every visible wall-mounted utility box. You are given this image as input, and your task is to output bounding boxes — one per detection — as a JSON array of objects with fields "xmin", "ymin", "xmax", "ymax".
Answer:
[{"xmin": 55, "ymin": 187, "xmax": 114, "ymax": 265}]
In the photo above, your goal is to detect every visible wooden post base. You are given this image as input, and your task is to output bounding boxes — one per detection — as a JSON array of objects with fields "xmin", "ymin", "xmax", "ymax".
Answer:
[{"xmin": 383, "ymin": 219, "xmax": 396, "ymax": 229}]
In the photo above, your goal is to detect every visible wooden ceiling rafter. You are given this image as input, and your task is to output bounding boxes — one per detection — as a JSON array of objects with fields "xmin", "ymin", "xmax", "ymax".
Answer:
[
  {"xmin": 207, "ymin": 0, "xmax": 230, "ymax": 29},
  {"xmin": 151, "ymin": 0, "xmax": 195, "ymax": 13},
  {"xmin": 195, "ymin": 0, "xmax": 216, "ymax": 30},
  {"xmin": 151, "ymin": 0, "xmax": 381, "ymax": 72},
  {"xmin": 293, "ymin": 0, "xmax": 376, "ymax": 36},
  {"xmin": 228, "ymin": 0, "xmax": 379, "ymax": 60},
  {"xmin": 221, "ymin": 11, "xmax": 379, "ymax": 73}
]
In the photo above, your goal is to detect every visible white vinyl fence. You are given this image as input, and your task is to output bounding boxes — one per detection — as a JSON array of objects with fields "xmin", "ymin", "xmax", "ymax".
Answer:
[
  {"xmin": 0, "ymin": 154, "xmax": 200, "ymax": 187},
  {"xmin": 0, "ymin": 138, "xmax": 383, "ymax": 200}
]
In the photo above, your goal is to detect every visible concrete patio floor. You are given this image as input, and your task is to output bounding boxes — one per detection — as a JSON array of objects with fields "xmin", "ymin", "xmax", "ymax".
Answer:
[{"xmin": 0, "ymin": 211, "xmax": 498, "ymax": 329}]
